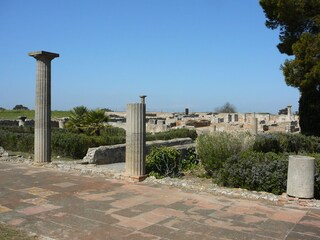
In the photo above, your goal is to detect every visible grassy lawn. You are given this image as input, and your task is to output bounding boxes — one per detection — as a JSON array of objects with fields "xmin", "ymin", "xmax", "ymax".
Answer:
[
  {"xmin": 0, "ymin": 223, "xmax": 38, "ymax": 240},
  {"xmin": 0, "ymin": 110, "xmax": 71, "ymax": 120}
]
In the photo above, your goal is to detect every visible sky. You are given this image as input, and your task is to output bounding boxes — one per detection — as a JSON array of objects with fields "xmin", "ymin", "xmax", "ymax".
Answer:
[{"xmin": 0, "ymin": 0, "xmax": 300, "ymax": 114}]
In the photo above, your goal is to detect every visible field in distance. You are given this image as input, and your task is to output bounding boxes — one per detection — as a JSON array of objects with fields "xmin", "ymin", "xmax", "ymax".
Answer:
[{"xmin": 0, "ymin": 110, "xmax": 71, "ymax": 120}]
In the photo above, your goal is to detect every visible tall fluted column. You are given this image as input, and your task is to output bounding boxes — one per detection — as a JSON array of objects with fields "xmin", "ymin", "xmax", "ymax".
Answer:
[
  {"xmin": 29, "ymin": 51, "xmax": 59, "ymax": 163},
  {"xmin": 125, "ymin": 96, "xmax": 147, "ymax": 181}
]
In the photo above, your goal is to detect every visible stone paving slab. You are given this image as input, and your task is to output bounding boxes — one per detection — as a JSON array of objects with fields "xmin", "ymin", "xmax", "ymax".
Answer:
[{"xmin": 0, "ymin": 162, "xmax": 320, "ymax": 240}]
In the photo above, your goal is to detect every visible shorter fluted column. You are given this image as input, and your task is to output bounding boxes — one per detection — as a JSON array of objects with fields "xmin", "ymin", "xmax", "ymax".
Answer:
[{"xmin": 125, "ymin": 100, "xmax": 146, "ymax": 181}]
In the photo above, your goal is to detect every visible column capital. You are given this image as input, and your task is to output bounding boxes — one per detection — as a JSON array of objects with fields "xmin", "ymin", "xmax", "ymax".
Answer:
[
  {"xmin": 139, "ymin": 95, "xmax": 147, "ymax": 104},
  {"xmin": 28, "ymin": 51, "xmax": 59, "ymax": 61}
]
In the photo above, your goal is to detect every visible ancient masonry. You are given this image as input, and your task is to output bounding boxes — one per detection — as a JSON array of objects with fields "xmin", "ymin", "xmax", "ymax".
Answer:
[
  {"xmin": 287, "ymin": 155, "xmax": 315, "ymax": 199},
  {"xmin": 125, "ymin": 96, "xmax": 147, "ymax": 181},
  {"xmin": 29, "ymin": 51, "xmax": 59, "ymax": 163}
]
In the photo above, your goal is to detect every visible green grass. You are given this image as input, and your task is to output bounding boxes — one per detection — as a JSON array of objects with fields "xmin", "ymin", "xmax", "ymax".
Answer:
[
  {"xmin": 0, "ymin": 110, "xmax": 71, "ymax": 120},
  {"xmin": 0, "ymin": 223, "xmax": 38, "ymax": 240}
]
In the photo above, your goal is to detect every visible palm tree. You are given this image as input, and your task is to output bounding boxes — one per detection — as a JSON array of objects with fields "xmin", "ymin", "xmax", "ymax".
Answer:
[
  {"xmin": 85, "ymin": 109, "xmax": 109, "ymax": 135},
  {"xmin": 66, "ymin": 106, "xmax": 109, "ymax": 135},
  {"xmin": 66, "ymin": 106, "xmax": 88, "ymax": 133}
]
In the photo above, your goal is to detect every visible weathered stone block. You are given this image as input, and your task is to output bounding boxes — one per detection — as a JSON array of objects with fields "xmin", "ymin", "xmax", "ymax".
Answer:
[
  {"xmin": 287, "ymin": 155, "xmax": 315, "ymax": 199},
  {"xmin": 83, "ymin": 138, "xmax": 194, "ymax": 165}
]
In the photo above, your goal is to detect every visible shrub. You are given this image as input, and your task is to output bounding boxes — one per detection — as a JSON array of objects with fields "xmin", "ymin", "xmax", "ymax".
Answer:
[
  {"xmin": 0, "ymin": 127, "xmax": 34, "ymax": 153},
  {"xmin": 253, "ymin": 133, "xmax": 320, "ymax": 154},
  {"xmin": 146, "ymin": 146, "xmax": 198, "ymax": 178},
  {"xmin": 52, "ymin": 131, "xmax": 100, "ymax": 159},
  {"xmin": 196, "ymin": 132, "xmax": 254, "ymax": 176},
  {"xmin": 0, "ymin": 126, "xmax": 196, "ymax": 160},
  {"xmin": 280, "ymin": 134, "xmax": 320, "ymax": 153},
  {"xmin": 52, "ymin": 127, "xmax": 126, "ymax": 159},
  {"xmin": 217, "ymin": 151, "xmax": 288, "ymax": 195},
  {"xmin": 146, "ymin": 147, "xmax": 182, "ymax": 178},
  {"xmin": 253, "ymin": 134, "xmax": 282, "ymax": 153},
  {"xmin": 0, "ymin": 126, "xmax": 126, "ymax": 159},
  {"xmin": 308, "ymin": 153, "xmax": 320, "ymax": 199},
  {"xmin": 180, "ymin": 148, "xmax": 199, "ymax": 172}
]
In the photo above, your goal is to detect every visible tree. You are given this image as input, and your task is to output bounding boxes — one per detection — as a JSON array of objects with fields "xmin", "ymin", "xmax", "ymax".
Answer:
[
  {"xmin": 66, "ymin": 106, "xmax": 88, "ymax": 133},
  {"xmin": 215, "ymin": 102, "xmax": 237, "ymax": 113},
  {"xmin": 13, "ymin": 105, "xmax": 29, "ymax": 110},
  {"xmin": 260, "ymin": 0, "xmax": 320, "ymax": 136},
  {"xmin": 66, "ymin": 106, "xmax": 109, "ymax": 135},
  {"xmin": 85, "ymin": 109, "xmax": 109, "ymax": 136}
]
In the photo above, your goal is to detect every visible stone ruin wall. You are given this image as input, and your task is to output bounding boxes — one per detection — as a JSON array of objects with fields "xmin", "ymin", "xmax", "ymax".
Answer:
[
  {"xmin": 0, "ymin": 120, "xmax": 59, "ymax": 128},
  {"xmin": 83, "ymin": 138, "xmax": 194, "ymax": 165}
]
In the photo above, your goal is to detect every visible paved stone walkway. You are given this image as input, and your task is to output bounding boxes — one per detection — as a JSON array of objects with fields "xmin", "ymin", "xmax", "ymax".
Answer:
[{"xmin": 0, "ymin": 162, "xmax": 319, "ymax": 240}]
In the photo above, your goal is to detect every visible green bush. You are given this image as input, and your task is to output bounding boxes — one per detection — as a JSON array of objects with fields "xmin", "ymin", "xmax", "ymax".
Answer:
[
  {"xmin": 309, "ymin": 153, "xmax": 320, "ymax": 199},
  {"xmin": 147, "ymin": 128, "xmax": 197, "ymax": 141},
  {"xmin": 253, "ymin": 133, "xmax": 320, "ymax": 154},
  {"xmin": 196, "ymin": 132, "xmax": 254, "ymax": 176},
  {"xmin": 146, "ymin": 146, "xmax": 198, "ymax": 178},
  {"xmin": 52, "ymin": 127, "xmax": 126, "ymax": 159},
  {"xmin": 0, "ymin": 126, "xmax": 196, "ymax": 160},
  {"xmin": 217, "ymin": 151, "xmax": 288, "ymax": 195},
  {"xmin": 0, "ymin": 127, "xmax": 34, "ymax": 153},
  {"xmin": 52, "ymin": 131, "xmax": 100, "ymax": 159},
  {"xmin": 0, "ymin": 126, "xmax": 126, "ymax": 159},
  {"xmin": 253, "ymin": 134, "xmax": 282, "ymax": 153},
  {"xmin": 146, "ymin": 147, "xmax": 182, "ymax": 178}
]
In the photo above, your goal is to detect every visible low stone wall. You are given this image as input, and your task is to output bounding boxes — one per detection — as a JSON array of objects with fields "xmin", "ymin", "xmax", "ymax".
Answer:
[
  {"xmin": 83, "ymin": 138, "xmax": 194, "ymax": 165},
  {"xmin": 0, "ymin": 120, "xmax": 59, "ymax": 128},
  {"xmin": 0, "ymin": 120, "xmax": 19, "ymax": 127}
]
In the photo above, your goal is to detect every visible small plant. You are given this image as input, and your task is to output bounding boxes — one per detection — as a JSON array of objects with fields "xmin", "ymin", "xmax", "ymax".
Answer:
[
  {"xmin": 146, "ymin": 146, "xmax": 198, "ymax": 178},
  {"xmin": 146, "ymin": 147, "xmax": 182, "ymax": 178},
  {"xmin": 181, "ymin": 148, "xmax": 198, "ymax": 172}
]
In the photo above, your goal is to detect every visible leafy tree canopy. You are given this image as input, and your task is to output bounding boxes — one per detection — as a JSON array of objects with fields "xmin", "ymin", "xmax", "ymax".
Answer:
[
  {"xmin": 260, "ymin": 0, "xmax": 320, "ymax": 136},
  {"xmin": 13, "ymin": 105, "xmax": 29, "ymax": 110},
  {"xmin": 281, "ymin": 33, "xmax": 320, "ymax": 91},
  {"xmin": 215, "ymin": 102, "xmax": 237, "ymax": 113},
  {"xmin": 260, "ymin": 0, "xmax": 320, "ymax": 55}
]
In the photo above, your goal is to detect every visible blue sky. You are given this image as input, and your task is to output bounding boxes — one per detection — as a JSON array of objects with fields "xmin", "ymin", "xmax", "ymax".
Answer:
[{"xmin": 0, "ymin": 0, "xmax": 299, "ymax": 113}]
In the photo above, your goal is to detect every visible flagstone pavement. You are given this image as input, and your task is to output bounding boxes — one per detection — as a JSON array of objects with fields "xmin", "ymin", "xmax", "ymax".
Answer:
[{"xmin": 0, "ymin": 162, "xmax": 319, "ymax": 240}]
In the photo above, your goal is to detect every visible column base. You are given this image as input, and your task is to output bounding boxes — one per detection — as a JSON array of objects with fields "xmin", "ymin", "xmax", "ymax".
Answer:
[{"xmin": 127, "ymin": 174, "xmax": 148, "ymax": 182}]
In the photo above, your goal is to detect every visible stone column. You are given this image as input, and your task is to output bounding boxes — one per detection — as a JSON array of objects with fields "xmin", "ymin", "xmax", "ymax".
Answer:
[
  {"xmin": 287, "ymin": 155, "xmax": 315, "ymax": 198},
  {"xmin": 29, "ymin": 51, "xmax": 59, "ymax": 163},
  {"xmin": 251, "ymin": 117, "xmax": 258, "ymax": 135},
  {"xmin": 287, "ymin": 105, "xmax": 292, "ymax": 121},
  {"xmin": 125, "ymin": 96, "xmax": 147, "ymax": 181},
  {"xmin": 58, "ymin": 118, "xmax": 67, "ymax": 129},
  {"xmin": 18, "ymin": 116, "xmax": 27, "ymax": 127}
]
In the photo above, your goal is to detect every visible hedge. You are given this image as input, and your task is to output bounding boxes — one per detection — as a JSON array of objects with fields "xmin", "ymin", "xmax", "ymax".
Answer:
[{"xmin": 0, "ymin": 126, "xmax": 196, "ymax": 159}]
